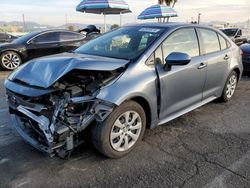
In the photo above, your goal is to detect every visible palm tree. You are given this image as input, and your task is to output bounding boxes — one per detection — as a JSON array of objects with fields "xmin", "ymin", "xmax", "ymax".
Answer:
[
  {"xmin": 158, "ymin": 0, "xmax": 177, "ymax": 8},
  {"xmin": 158, "ymin": 0, "xmax": 177, "ymax": 22}
]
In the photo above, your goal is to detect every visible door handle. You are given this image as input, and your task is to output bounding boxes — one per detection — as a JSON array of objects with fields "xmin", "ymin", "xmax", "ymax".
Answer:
[
  {"xmin": 198, "ymin": 63, "xmax": 207, "ymax": 70},
  {"xmin": 224, "ymin": 54, "xmax": 230, "ymax": 60}
]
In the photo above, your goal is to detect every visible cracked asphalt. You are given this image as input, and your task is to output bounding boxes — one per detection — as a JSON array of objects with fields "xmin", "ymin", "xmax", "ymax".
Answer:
[{"xmin": 0, "ymin": 71, "xmax": 250, "ymax": 188}]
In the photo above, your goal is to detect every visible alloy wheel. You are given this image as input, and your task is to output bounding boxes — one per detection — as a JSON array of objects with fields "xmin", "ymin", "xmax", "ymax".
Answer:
[
  {"xmin": 1, "ymin": 52, "xmax": 21, "ymax": 70},
  {"xmin": 110, "ymin": 111, "xmax": 142, "ymax": 152},
  {"xmin": 226, "ymin": 74, "xmax": 237, "ymax": 99}
]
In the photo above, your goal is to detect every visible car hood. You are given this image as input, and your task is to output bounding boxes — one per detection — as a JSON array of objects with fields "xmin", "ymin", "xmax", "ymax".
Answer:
[
  {"xmin": 240, "ymin": 43, "xmax": 250, "ymax": 54},
  {"xmin": 9, "ymin": 52, "xmax": 129, "ymax": 88}
]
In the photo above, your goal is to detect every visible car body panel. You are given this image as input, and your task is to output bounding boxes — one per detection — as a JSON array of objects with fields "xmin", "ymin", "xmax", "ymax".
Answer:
[
  {"xmin": 4, "ymin": 79, "xmax": 55, "ymax": 97},
  {"xmin": 240, "ymin": 43, "xmax": 250, "ymax": 72},
  {"xmin": 156, "ymin": 56, "xmax": 206, "ymax": 120},
  {"xmin": 8, "ymin": 53, "xmax": 129, "ymax": 88}
]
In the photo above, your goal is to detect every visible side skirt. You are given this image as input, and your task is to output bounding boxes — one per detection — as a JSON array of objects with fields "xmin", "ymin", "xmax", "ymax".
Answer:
[{"xmin": 158, "ymin": 96, "xmax": 217, "ymax": 126}]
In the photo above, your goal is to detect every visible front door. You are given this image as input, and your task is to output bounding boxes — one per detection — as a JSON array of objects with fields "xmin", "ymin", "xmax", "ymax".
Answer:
[{"xmin": 156, "ymin": 28, "xmax": 207, "ymax": 120}]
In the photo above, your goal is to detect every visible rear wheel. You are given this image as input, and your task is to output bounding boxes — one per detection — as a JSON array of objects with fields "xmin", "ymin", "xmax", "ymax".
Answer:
[
  {"xmin": 91, "ymin": 100, "xmax": 146, "ymax": 158},
  {"xmin": 220, "ymin": 71, "xmax": 238, "ymax": 102},
  {"xmin": 0, "ymin": 51, "xmax": 22, "ymax": 70}
]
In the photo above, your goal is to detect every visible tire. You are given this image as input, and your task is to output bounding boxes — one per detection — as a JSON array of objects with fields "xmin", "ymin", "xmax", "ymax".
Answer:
[
  {"xmin": 0, "ymin": 51, "xmax": 22, "ymax": 70},
  {"xmin": 220, "ymin": 71, "xmax": 238, "ymax": 102},
  {"xmin": 91, "ymin": 100, "xmax": 146, "ymax": 158}
]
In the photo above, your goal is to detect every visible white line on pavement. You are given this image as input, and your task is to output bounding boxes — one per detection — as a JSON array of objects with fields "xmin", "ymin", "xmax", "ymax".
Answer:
[{"xmin": 203, "ymin": 150, "xmax": 250, "ymax": 188}]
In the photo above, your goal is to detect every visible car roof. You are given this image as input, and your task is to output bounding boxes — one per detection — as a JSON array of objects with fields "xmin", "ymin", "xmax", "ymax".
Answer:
[
  {"xmin": 125, "ymin": 22, "xmax": 215, "ymax": 30},
  {"xmin": 33, "ymin": 29, "xmax": 79, "ymax": 35}
]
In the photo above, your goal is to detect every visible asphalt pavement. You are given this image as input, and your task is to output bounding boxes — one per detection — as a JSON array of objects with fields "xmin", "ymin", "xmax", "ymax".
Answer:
[{"xmin": 0, "ymin": 71, "xmax": 250, "ymax": 188}]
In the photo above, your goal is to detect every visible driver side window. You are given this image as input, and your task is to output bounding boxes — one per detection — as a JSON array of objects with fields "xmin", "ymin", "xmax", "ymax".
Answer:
[{"xmin": 162, "ymin": 28, "xmax": 200, "ymax": 58}]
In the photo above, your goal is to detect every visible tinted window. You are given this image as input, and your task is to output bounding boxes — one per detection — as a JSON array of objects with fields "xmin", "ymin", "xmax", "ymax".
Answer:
[
  {"xmin": 221, "ymin": 29, "xmax": 238, "ymax": 37},
  {"xmin": 60, "ymin": 32, "xmax": 84, "ymax": 41},
  {"xmin": 75, "ymin": 27, "xmax": 164, "ymax": 60},
  {"xmin": 218, "ymin": 34, "xmax": 227, "ymax": 50},
  {"xmin": 34, "ymin": 32, "xmax": 60, "ymax": 43},
  {"xmin": 162, "ymin": 28, "xmax": 199, "ymax": 58},
  {"xmin": 199, "ymin": 29, "xmax": 220, "ymax": 54}
]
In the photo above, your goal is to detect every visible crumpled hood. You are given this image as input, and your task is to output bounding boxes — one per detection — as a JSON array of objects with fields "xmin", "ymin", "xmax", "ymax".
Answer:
[{"xmin": 9, "ymin": 53, "xmax": 129, "ymax": 88}]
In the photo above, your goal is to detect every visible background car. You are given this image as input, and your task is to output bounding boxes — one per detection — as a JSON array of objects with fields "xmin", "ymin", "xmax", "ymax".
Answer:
[
  {"xmin": 240, "ymin": 42, "xmax": 250, "ymax": 73},
  {"xmin": 0, "ymin": 32, "xmax": 18, "ymax": 43},
  {"xmin": 0, "ymin": 29, "xmax": 86, "ymax": 70},
  {"xmin": 221, "ymin": 28, "xmax": 248, "ymax": 46}
]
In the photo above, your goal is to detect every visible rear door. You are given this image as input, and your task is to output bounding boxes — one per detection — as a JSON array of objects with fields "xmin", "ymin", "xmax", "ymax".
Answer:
[
  {"xmin": 156, "ymin": 27, "xmax": 207, "ymax": 120},
  {"xmin": 26, "ymin": 31, "xmax": 61, "ymax": 59},
  {"xmin": 59, "ymin": 31, "xmax": 85, "ymax": 52},
  {"xmin": 197, "ymin": 28, "xmax": 230, "ymax": 99}
]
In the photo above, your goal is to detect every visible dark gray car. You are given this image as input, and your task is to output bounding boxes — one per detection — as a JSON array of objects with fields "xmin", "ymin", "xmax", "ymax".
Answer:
[{"xmin": 4, "ymin": 23, "xmax": 243, "ymax": 158}]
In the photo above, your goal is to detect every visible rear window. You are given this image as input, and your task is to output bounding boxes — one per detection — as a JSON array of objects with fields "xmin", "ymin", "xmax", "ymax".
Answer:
[
  {"xmin": 199, "ymin": 29, "xmax": 220, "ymax": 54},
  {"xmin": 60, "ymin": 32, "xmax": 84, "ymax": 41}
]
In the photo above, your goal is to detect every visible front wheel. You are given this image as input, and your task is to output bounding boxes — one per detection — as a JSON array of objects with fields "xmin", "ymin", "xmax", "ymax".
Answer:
[
  {"xmin": 220, "ymin": 71, "xmax": 238, "ymax": 102},
  {"xmin": 0, "ymin": 51, "xmax": 22, "ymax": 70},
  {"xmin": 91, "ymin": 100, "xmax": 146, "ymax": 158}
]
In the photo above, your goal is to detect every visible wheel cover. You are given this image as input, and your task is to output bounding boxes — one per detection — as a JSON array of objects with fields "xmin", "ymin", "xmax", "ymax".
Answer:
[
  {"xmin": 226, "ymin": 74, "xmax": 237, "ymax": 99},
  {"xmin": 110, "ymin": 111, "xmax": 142, "ymax": 152},
  {"xmin": 1, "ymin": 53, "xmax": 21, "ymax": 70}
]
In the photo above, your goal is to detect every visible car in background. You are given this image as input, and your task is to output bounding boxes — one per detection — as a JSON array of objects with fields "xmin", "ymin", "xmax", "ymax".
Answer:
[
  {"xmin": 0, "ymin": 29, "xmax": 86, "ymax": 70},
  {"xmin": 78, "ymin": 25, "xmax": 101, "ymax": 41},
  {"xmin": 240, "ymin": 42, "xmax": 250, "ymax": 73},
  {"xmin": 0, "ymin": 32, "xmax": 18, "ymax": 43},
  {"xmin": 221, "ymin": 28, "xmax": 248, "ymax": 46},
  {"xmin": 4, "ymin": 23, "xmax": 243, "ymax": 158}
]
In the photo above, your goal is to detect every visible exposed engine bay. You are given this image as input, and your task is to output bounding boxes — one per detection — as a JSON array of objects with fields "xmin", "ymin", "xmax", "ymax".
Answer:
[{"xmin": 6, "ymin": 69, "xmax": 123, "ymax": 158}]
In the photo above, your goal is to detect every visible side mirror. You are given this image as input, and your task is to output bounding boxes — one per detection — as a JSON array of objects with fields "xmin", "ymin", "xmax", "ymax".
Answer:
[{"xmin": 164, "ymin": 52, "xmax": 191, "ymax": 71}]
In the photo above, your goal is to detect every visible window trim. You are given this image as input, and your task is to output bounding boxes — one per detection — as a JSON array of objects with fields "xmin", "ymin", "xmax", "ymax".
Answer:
[
  {"xmin": 217, "ymin": 33, "xmax": 229, "ymax": 51},
  {"xmin": 197, "ymin": 28, "xmax": 221, "ymax": 55}
]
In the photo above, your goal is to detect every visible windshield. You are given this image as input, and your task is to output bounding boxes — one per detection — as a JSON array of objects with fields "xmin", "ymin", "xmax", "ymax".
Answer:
[
  {"xmin": 75, "ymin": 26, "xmax": 165, "ymax": 60},
  {"xmin": 221, "ymin": 29, "xmax": 238, "ymax": 37}
]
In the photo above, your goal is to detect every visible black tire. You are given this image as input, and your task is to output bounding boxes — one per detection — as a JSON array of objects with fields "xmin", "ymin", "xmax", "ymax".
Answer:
[
  {"xmin": 220, "ymin": 71, "xmax": 238, "ymax": 102},
  {"xmin": 0, "ymin": 51, "xmax": 22, "ymax": 70},
  {"xmin": 91, "ymin": 100, "xmax": 146, "ymax": 158}
]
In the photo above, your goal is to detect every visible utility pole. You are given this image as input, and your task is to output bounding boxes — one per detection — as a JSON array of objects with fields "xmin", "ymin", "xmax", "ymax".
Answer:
[
  {"xmin": 22, "ymin": 14, "xmax": 26, "ymax": 32},
  {"xmin": 198, "ymin": 13, "xmax": 201, "ymax": 24},
  {"xmin": 65, "ymin": 14, "xmax": 68, "ymax": 28}
]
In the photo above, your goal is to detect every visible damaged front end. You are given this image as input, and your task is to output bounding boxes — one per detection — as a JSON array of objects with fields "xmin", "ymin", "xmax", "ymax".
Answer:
[{"xmin": 5, "ymin": 69, "xmax": 122, "ymax": 158}]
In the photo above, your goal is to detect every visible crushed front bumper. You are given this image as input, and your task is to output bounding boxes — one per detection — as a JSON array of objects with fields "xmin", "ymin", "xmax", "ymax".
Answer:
[{"xmin": 11, "ymin": 114, "xmax": 58, "ymax": 156}]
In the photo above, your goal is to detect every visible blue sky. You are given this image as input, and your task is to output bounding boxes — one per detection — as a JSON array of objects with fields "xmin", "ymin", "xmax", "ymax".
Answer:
[{"xmin": 1, "ymin": 0, "xmax": 249, "ymax": 26}]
